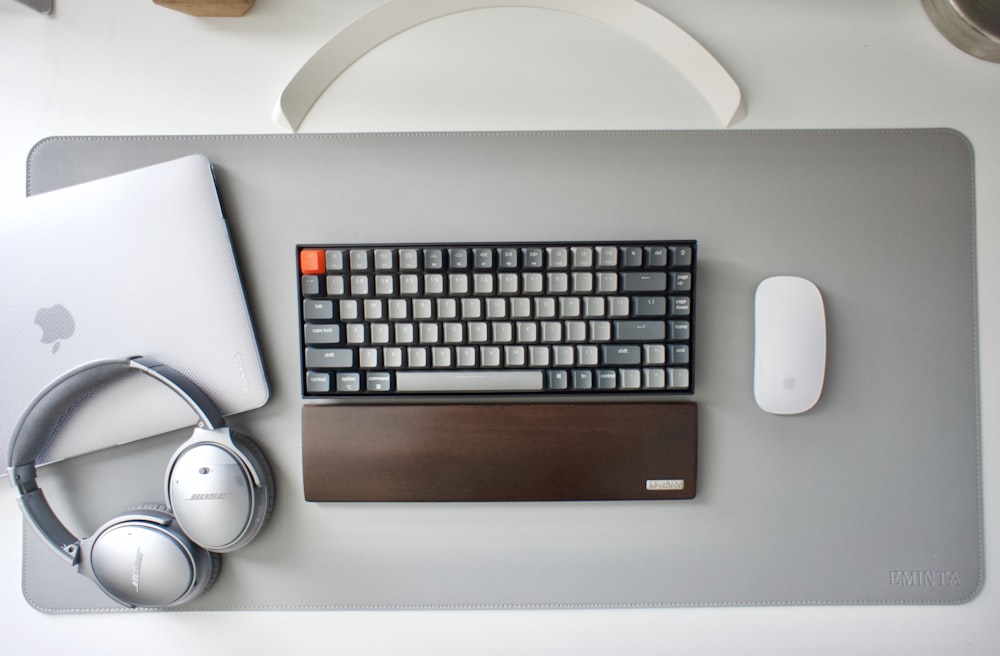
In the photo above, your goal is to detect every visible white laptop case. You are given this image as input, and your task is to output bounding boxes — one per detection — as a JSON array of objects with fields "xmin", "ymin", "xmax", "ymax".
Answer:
[{"xmin": 0, "ymin": 154, "xmax": 268, "ymax": 466}]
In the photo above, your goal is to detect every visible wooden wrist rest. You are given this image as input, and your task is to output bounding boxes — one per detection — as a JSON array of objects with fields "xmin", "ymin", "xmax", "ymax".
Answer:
[{"xmin": 302, "ymin": 402, "xmax": 697, "ymax": 502}]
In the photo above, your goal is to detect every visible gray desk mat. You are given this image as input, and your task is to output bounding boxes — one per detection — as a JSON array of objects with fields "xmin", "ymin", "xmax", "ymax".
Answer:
[{"xmin": 19, "ymin": 130, "xmax": 981, "ymax": 612}]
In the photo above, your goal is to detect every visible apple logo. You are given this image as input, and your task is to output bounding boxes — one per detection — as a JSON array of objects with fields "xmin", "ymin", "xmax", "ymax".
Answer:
[
  {"xmin": 782, "ymin": 376, "xmax": 796, "ymax": 390},
  {"xmin": 34, "ymin": 304, "xmax": 75, "ymax": 353}
]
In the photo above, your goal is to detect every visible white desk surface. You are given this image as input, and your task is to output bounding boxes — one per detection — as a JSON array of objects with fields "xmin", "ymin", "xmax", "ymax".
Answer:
[{"xmin": 1, "ymin": 0, "xmax": 998, "ymax": 653}]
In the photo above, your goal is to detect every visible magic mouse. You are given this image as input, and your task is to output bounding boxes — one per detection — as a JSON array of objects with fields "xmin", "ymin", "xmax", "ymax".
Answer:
[{"xmin": 753, "ymin": 276, "xmax": 826, "ymax": 415}]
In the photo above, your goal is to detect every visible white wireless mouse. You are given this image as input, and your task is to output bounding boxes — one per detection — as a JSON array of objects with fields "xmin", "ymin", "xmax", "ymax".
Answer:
[{"xmin": 753, "ymin": 276, "xmax": 826, "ymax": 415}]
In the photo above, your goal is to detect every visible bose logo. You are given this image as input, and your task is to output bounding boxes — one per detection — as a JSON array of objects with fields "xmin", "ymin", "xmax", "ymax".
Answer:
[
  {"xmin": 186, "ymin": 492, "xmax": 231, "ymax": 501},
  {"xmin": 131, "ymin": 547, "xmax": 144, "ymax": 593}
]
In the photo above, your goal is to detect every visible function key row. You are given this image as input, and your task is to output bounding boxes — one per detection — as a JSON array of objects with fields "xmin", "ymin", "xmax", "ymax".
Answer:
[{"xmin": 299, "ymin": 244, "xmax": 693, "ymax": 275}]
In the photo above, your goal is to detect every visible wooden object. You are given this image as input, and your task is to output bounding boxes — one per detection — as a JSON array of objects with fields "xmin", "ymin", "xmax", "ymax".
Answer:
[
  {"xmin": 153, "ymin": 0, "xmax": 254, "ymax": 17},
  {"xmin": 302, "ymin": 402, "xmax": 698, "ymax": 502}
]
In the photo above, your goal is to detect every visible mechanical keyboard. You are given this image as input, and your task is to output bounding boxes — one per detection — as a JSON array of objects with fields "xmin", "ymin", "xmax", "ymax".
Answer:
[{"xmin": 297, "ymin": 241, "xmax": 696, "ymax": 397}]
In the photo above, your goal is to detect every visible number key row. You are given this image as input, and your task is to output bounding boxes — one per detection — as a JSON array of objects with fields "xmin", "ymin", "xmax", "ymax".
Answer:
[{"xmin": 302, "ymin": 270, "xmax": 692, "ymax": 298}]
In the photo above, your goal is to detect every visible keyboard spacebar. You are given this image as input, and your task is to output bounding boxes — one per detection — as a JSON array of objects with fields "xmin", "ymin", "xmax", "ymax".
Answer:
[{"xmin": 396, "ymin": 371, "xmax": 544, "ymax": 392}]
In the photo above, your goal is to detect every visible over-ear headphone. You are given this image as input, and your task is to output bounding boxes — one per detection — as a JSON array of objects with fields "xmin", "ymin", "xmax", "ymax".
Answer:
[{"xmin": 6, "ymin": 357, "xmax": 274, "ymax": 608}]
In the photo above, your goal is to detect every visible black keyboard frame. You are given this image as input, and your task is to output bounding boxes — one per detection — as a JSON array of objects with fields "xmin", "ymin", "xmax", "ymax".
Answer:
[{"xmin": 297, "ymin": 240, "xmax": 696, "ymax": 399}]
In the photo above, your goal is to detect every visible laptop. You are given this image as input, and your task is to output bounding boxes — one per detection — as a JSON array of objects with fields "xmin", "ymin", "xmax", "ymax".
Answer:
[{"xmin": 0, "ymin": 154, "xmax": 269, "ymax": 466}]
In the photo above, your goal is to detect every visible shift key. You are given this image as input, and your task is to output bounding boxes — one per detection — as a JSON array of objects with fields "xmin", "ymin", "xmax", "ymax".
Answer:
[
  {"xmin": 614, "ymin": 320, "xmax": 665, "ymax": 341},
  {"xmin": 305, "ymin": 347, "xmax": 354, "ymax": 368},
  {"xmin": 602, "ymin": 344, "xmax": 642, "ymax": 365}
]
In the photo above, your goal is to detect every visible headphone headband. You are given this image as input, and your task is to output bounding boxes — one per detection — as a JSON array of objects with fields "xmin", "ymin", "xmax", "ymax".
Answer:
[{"xmin": 6, "ymin": 357, "xmax": 228, "ymax": 563}]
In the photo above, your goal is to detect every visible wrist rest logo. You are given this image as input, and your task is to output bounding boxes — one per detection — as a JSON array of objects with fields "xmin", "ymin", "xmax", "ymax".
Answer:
[
  {"xmin": 34, "ymin": 304, "xmax": 75, "ymax": 353},
  {"xmin": 888, "ymin": 570, "xmax": 962, "ymax": 587}
]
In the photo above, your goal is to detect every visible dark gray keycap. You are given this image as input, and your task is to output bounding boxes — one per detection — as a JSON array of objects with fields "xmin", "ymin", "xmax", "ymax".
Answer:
[
  {"xmin": 633, "ymin": 296, "xmax": 667, "ymax": 316},
  {"xmin": 670, "ymin": 272, "xmax": 692, "ymax": 292},
  {"xmin": 601, "ymin": 344, "xmax": 642, "ymax": 365},
  {"xmin": 621, "ymin": 271, "xmax": 667, "ymax": 292},
  {"xmin": 669, "ymin": 296, "xmax": 691, "ymax": 316},
  {"xmin": 498, "ymin": 248, "xmax": 519, "ymax": 269},
  {"xmin": 668, "ymin": 245, "xmax": 693, "ymax": 268},
  {"xmin": 304, "ymin": 324, "xmax": 341, "ymax": 345},
  {"xmin": 336, "ymin": 372, "xmax": 361, "ymax": 392},
  {"xmin": 614, "ymin": 320, "xmax": 665, "ymax": 341},
  {"xmin": 620, "ymin": 246, "xmax": 644, "ymax": 268},
  {"xmin": 305, "ymin": 347, "xmax": 354, "ymax": 368},
  {"xmin": 522, "ymin": 247, "xmax": 545, "ymax": 269},
  {"xmin": 595, "ymin": 369, "xmax": 617, "ymax": 389},
  {"xmin": 644, "ymin": 245, "xmax": 668, "ymax": 267},
  {"xmin": 473, "ymin": 248, "xmax": 494, "ymax": 270},
  {"xmin": 303, "ymin": 299, "xmax": 334, "ymax": 320},
  {"xmin": 669, "ymin": 320, "xmax": 690, "ymax": 341},
  {"xmin": 424, "ymin": 249, "xmax": 444, "ymax": 270},
  {"xmin": 448, "ymin": 248, "xmax": 469, "ymax": 270},
  {"xmin": 301, "ymin": 275, "xmax": 320, "ymax": 296},
  {"xmin": 305, "ymin": 372, "xmax": 330, "ymax": 393},
  {"xmin": 366, "ymin": 371, "xmax": 393, "ymax": 392},
  {"xmin": 547, "ymin": 369, "xmax": 569, "ymax": 390}
]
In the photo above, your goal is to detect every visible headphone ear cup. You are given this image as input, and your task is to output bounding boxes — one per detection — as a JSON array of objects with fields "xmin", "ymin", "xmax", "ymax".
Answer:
[
  {"xmin": 119, "ymin": 505, "xmax": 221, "ymax": 590},
  {"xmin": 166, "ymin": 431, "xmax": 274, "ymax": 553},
  {"xmin": 123, "ymin": 504, "xmax": 223, "ymax": 595},
  {"xmin": 87, "ymin": 505, "xmax": 219, "ymax": 608},
  {"xmin": 229, "ymin": 431, "xmax": 275, "ymax": 524}
]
